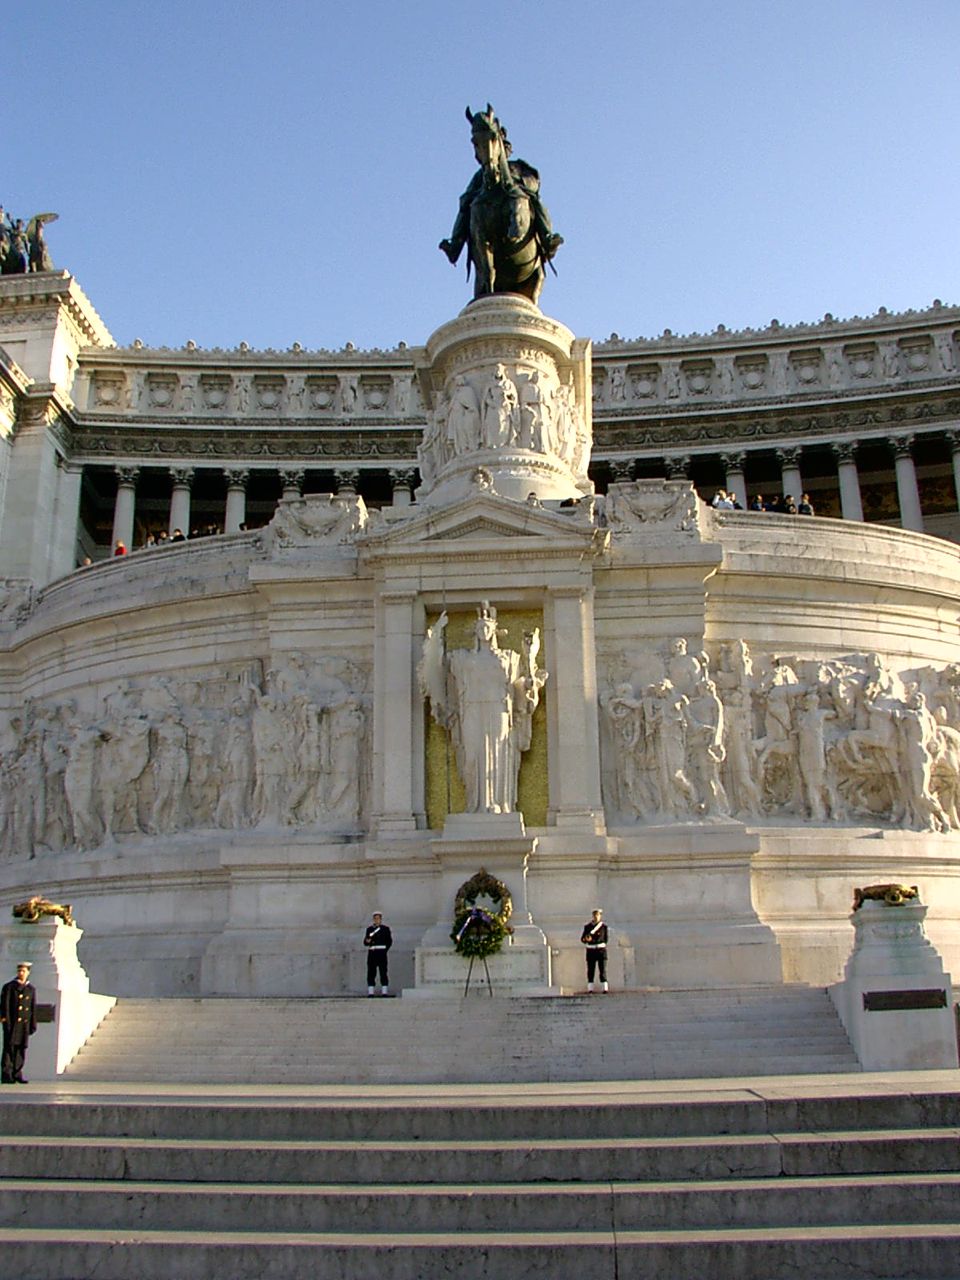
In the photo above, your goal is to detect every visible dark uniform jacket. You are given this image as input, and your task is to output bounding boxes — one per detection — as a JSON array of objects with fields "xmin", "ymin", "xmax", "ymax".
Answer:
[
  {"xmin": 363, "ymin": 924, "xmax": 393, "ymax": 952},
  {"xmin": 580, "ymin": 920, "xmax": 608, "ymax": 948},
  {"xmin": 0, "ymin": 979, "xmax": 37, "ymax": 1039}
]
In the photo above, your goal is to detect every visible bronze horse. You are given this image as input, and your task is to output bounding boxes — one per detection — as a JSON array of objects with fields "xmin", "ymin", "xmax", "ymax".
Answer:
[{"xmin": 440, "ymin": 105, "xmax": 561, "ymax": 306}]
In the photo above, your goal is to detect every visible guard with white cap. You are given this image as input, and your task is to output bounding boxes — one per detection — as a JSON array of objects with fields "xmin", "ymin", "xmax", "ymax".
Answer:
[{"xmin": 363, "ymin": 912, "xmax": 393, "ymax": 996}]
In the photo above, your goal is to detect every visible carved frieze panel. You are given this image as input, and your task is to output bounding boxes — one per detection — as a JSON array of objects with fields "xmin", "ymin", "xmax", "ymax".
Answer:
[
  {"xmin": 0, "ymin": 655, "xmax": 371, "ymax": 858},
  {"xmin": 599, "ymin": 640, "xmax": 960, "ymax": 834}
]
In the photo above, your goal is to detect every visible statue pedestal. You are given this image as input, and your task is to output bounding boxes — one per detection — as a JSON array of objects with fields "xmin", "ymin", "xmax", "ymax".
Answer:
[
  {"xmin": 829, "ymin": 899, "xmax": 958, "ymax": 1070},
  {"xmin": 0, "ymin": 919, "xmax": 115, "ymax": 1077},
  {"xmin": 404, "ymin": 827, "xmax": 558, "ymax": 998},
  {"xmin": 414, "ymin": 294, "xmax": 593, "ymax": 507}
]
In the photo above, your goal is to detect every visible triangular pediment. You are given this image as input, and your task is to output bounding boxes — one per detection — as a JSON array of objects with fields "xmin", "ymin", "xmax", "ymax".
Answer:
[{"xmin": 360, "ymin": 492, "xmax": 598, "ymax": 550}]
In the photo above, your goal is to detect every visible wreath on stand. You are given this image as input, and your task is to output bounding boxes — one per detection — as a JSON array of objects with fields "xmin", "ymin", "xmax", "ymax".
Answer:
[{"xmin": 450, "ymin": 869, "xmax": 513, "ymax": 960}]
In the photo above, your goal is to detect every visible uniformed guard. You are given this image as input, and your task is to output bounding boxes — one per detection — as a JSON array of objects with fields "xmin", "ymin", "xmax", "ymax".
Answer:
[
  {"xmin": 580, "ymin": 908, "xmax": 609, "ymax": 993},
  {"xmin": 363, "ymin": 912, "xmax": 393, "ymax": 996},
  {"xmin": 1, "ymin": 962, "xmax": 38, "ymax": 1083}
]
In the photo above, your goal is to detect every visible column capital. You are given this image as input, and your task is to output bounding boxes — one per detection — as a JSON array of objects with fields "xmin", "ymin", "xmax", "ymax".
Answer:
[
  {"xmin": 279, "ymin": 468, "xmax": 305, "ymax": 491},
  {"xmin": 775, "ymin": 445, "xmax": 802, "ymax": 467},
  {"xmin": 335, "ymin": 468, "xmax": 360, "ymax": 494},
  {"xmin": 663, "ymin": 454, "xmax": 691, "ymax": 479},
  {"xmin": 389, "ymin": 467, "xmax": 418, "ymax": 489},
  {"xmin": 720, "ymin": 451, "xmax": 747, "ymax": 472},
  {"xmin": 831, "ymin": 439, "xmax": 859, "ymax": 465},
  {"xmin": 944, "ymin": 429, "xmax": 960, "ymax": 455},
  {"xmin": 114, "ymin": 465, "xmax": 140, "ymax": 487},
  {"xmin": 547, "ymin": 584, "xmax": 594, "ymax": 602},
  {"xmin": 169, "ymin": 466, "xmax": 195, "ymax": 488},
  {"xmin": 888, "ymin": 434, "xmax": 916, "ymax": 459},
  {"xmin": 223, "ymin": 468, "xmax": 250, "ymax": 489},
  {"xmin": 607, "ymin": 459, "xmax": 635, "ymax": 482}
]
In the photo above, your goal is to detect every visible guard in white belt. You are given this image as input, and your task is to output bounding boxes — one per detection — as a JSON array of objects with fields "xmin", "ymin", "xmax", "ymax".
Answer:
[
  {"xmin": 580, "ymin": 907, "xmax": 609, "ymax": 993},
  {"xmin": 363, "ymin": 912, "xmax": 393, "ymax": 996}
]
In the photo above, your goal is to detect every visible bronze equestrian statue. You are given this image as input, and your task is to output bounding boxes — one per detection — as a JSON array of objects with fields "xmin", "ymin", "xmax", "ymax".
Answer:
[{"xmin": 440, "ymin": 105, "xmax": 562, "ymax": 306}]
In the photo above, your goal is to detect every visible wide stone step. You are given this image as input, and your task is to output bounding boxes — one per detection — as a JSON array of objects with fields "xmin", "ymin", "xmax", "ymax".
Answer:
[
  {"xmin": 1, "ymin": 1223, "xmax": 959, "ymax": 1280},
  {"xmin": 5, "ymin": 1127, "xmax": 959, "ymax": 1183},
  {"xmin": 7, "ymin": 1088, "xmax": 959, "ymax": 1142},
  {"xmin": 1, "ymin": 1172, "xmax": 958, "ymax": 1234}
]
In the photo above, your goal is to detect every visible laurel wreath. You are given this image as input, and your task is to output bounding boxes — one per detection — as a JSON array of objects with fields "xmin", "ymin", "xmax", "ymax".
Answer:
[{"xmin": 450, "ymin": 868, "xmax": 513, "ymax": 959}]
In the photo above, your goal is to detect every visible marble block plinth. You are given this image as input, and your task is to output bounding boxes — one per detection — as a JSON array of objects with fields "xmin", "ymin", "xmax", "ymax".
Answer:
[
  {"xmin": 405, "ymin": 934, "xmax": 558, "ymax": 998},
  {"xmin": 829, "ymin": 898, "xmax": 957, "ymax": 1071}
]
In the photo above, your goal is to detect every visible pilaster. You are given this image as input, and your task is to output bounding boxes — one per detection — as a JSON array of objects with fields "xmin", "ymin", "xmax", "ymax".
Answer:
[
  {"xmin": 372, "ymin": 589, "xmax": 421, "ymax": 835},
  {"xmin": 544, "ymin": 584, "xmax": 605, "ymax": 833}
]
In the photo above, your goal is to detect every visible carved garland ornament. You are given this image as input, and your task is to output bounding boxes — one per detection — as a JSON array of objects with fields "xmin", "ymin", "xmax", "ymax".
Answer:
[{"xmin": 450, "ymin": 868, "xmax": 513, "ymax": 960}]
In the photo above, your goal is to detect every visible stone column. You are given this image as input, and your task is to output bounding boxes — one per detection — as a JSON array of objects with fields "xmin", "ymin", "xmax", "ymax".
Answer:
[
  {"xmin": 279, "ymin": 468, "xmax": 304, "ymax": 502},
  {"xmin": 664, "ymin": 454, "xmax": 690, "ymax": 480},
  {"xmin": 945, "ymin": 430, "xmax": 960, "ymax": 513},
  {"xmin": 389, "ymin": 468, "xmax": 417, "ymax": 508},
  {"xmin": 890, "ymin": 435, "xmax": 924, "ymax": 532},
  {"xmin": 223, "ymin": 469, "xmax": 249, "ymax": 533},
  {"xmin": 544, "ymin": 585, "xmax": 605, "ymax": 833},
  {"xmin": 336, "ymin": 468, "xmax": 360, "ymax": 496},
  {"xmin": 721, "ymin": 451, "xmax": 747, "ymax": 508},
  {"xmin": 372, "ymin": 590, "xmax": 420, "ymax": 835},
  {"xmin": 776, "ymin": 446, "xmax": 803, "ymax": 502},
  {"xmin": 832, "ymin": 441, "xmax": 864, "ymax": 522},
  {"xmin": 168, "ymin": 467, "xmax": 194, "ymax": 537},
  {"xmin": 111, "ymin": 465, "xmax": 139, "ymax": 551}
]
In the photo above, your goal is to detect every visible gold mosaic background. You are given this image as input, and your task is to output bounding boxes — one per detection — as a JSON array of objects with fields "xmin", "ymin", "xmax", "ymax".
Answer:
[{"xmin": 424, "ymin": 607, "xmax": 548, "ymax": 830}]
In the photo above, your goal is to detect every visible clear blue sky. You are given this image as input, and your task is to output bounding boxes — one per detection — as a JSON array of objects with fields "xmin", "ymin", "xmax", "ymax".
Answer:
[{"xmin": 6, "ymin": 0, "xmax": 959, "ymax": 351}]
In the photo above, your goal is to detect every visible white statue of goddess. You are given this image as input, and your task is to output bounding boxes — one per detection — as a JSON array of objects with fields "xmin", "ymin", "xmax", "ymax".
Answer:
[{"xmin": 419, "ymin": 601, "xmax": 548, "ymax": 815}]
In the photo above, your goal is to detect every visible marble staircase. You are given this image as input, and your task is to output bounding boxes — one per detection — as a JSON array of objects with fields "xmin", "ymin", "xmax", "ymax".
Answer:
[
  {"xmin": 1, "ymin": 1077, "xmax": 959, "ymax": 1278},
  {"xmin": 61, "ymin": 984, "xmax": 860, "ymax": 1083}
]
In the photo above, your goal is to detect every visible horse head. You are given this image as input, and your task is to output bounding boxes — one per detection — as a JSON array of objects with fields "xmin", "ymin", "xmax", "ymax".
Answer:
[{"xmin": 467, "ymin": 104, "xmax": 508, "ymax": 179}]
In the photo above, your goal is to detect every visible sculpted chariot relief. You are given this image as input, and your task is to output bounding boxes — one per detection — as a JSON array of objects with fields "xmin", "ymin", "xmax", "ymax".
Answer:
[
  {"xmin": 419, "ymin": 602, "xmax": 547, "ymax": 816},
  {"xmin": 601, "ymin": 640, "xmax": 960, "ymax": 833}
]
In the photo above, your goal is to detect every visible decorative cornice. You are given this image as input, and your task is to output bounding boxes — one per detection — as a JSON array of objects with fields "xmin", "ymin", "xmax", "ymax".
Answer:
[{"xmin": 0, "ymin": 272, "xmax": 113, "ymax": 348}]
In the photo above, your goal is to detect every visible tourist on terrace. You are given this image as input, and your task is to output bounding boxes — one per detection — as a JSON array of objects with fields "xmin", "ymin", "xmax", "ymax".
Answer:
[
  {"xmin": 798, "ymin": 493, "xmax": 815, "ymax": 515},
  {"xmin": 749, "ymin": 494, "xmax": 766, "ymax": 511},
  {"xmin": 113, "ymin": 541, "xmax": 127, "ymax": 556}
]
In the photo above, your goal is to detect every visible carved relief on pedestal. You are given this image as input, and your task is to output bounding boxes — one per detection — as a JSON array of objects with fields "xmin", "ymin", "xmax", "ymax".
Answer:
[
  {"xmin": 604, "ymin": 480, "xmax": 701, "ymax": 537},
  {"xmin": 0, "ymin": 656, "xmax": 370, "ymax": 858},
  {"xmin": 268, "ymin": 493, "xmax": 370, "ymax": 548},
  {"xmin": 599, "ymin": 640, "xmax": 960, "ymax": 832},
  {"xmin": 415, "ymin": 296, "xmax": 592, "ymax": 504}
]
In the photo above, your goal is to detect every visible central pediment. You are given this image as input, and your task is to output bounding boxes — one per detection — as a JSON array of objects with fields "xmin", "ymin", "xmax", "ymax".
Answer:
[{"xmin": 359, "ymin": 491, "xmax": 600, "ymax": 553}]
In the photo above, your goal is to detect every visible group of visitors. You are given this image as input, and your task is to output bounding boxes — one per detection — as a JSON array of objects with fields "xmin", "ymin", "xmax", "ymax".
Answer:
[
  {"xmin": 712, "ymin": 489, "xmax": 816, "ymax": 516},
  {"xmin": 85, "ymin": 524, "xmax": 233, "ymax": 565}
]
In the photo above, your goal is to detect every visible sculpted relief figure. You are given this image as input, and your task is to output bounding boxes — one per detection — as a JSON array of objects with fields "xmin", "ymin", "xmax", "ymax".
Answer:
[
  {"xmin": 446, "ymin": 375, "xmax": 481, "ymax": 455},
  {"xmin": 420, "ymin": 602, "xmax": 547, "ymax": 816},
  {"xmin": 481, "ymin": 364, "xmax": 520, "ymax": 448}
]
